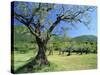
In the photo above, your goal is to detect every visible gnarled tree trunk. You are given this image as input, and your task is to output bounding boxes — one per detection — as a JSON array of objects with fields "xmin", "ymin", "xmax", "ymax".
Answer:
[
  {"xmin": 15, "ymin": 37, "xmax": 49, "ymax": 73},
  {"xmin": 35, "ymin": 37, "xmax": 49, "ymax": 65}
]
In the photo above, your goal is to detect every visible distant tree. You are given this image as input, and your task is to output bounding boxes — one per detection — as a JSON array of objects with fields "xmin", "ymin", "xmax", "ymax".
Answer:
[
  {"xmin": 47, "ymin": 43, "xmax": 53, "ymax": 55},
  {"xmin": 12, "ymin": 1, "xmax": 96, "ymax": 66},
  {"xmin": 61, "ymin": 27, "xmax": 71, "ymax": 42}
]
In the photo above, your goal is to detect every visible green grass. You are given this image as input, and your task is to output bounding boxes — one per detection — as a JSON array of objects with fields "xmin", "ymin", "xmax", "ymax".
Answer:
[
  {"xmin": 48, "ymin": 52, "xmax": 97, "ymax": 71},
  {"xmin": 12, "ymin": 51, "xmax": 97, "ymax": 73},
  {"xmin": 13, "ymin": 50, "xmax": 37, "ymax": 71}
]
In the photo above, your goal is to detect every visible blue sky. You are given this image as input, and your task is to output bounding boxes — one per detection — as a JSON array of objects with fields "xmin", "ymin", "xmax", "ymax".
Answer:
[
  {"xmin": 67, "ymin": 10, "xmax": 97, "ymax": 37},
  {"xmin": 50, "ymin": 5, "xmax": 97, "ymax": 37},
  {"xmin": 13, "ymin": 2, "xmax": 97, "ymax": 37},
  {"xmin": 51, "ymin": 9, "xmax": 97, "ymax": 37}
]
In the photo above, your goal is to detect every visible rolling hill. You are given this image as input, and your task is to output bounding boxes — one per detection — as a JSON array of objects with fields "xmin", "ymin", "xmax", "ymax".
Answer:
[{"xmin": 72, "ymin": 35, "xmax": 97, "ymax": 42}]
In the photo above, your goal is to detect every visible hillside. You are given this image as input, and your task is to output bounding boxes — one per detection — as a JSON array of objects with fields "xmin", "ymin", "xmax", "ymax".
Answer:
[{"xmin": 72, "ymin": 35, "xmax": 97, "ymax": 42}]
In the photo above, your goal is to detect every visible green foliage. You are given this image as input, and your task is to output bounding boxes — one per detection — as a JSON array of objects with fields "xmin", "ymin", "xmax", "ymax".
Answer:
[
  {"xmin": 14, "ymin": 25, "xmax": 36, "ymax": 43},
  {"xmin": 14, "ymin": 25, "xmax": 37, "ymax": 53},
  {"xmin": 14, "ymin": 26, "xmax": 97, "ymax": 54}
]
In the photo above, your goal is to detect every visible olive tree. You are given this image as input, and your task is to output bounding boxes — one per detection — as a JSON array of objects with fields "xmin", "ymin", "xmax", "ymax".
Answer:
[{"xmin": 11, "ymin": 1, "xmax": 95, "ymax": 65}]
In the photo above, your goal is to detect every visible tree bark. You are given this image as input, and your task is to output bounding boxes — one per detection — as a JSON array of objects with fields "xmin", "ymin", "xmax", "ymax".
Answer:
[
  {"xmin": 35, "ymin": 37, "xmax": 49, "ymax": 65},
  {"xmin": 67, "ymin": 50, "xmax": 71, "ymax": 56},
  {"xmin": 67, "ymin": 47, "xmax": 71, "ymax": 56}
]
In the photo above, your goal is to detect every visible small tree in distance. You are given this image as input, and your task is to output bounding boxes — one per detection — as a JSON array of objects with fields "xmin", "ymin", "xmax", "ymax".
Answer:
[{"xmin": 12, "ymin": 1, "xmax": 96, "ymax": 66}]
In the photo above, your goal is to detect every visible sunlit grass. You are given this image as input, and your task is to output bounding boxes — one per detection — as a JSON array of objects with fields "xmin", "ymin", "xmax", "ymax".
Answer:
[
  {"xmin": 48, "ymin": 51, "xmax": 97, "ymax": 71},
  {"xmin": 12, "ymin": 51, "xmax": 97, "ymax": 73}
]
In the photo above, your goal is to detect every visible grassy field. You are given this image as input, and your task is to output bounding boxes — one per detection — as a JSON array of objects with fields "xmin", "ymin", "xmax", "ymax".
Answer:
[
  {"xmin": 13, "ymin": 51, "xmax": 97, "ymax": 73},
  {"xmin": 48, "ymin": 52, "xmax": 97, "ymax": 71}
]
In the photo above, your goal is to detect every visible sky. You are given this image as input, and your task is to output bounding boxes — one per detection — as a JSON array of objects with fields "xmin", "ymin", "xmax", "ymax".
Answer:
[
  {"xmin": 13, "ymin": 2, "xmax": 97, "ymax": 37},
  {"xmin": 67, "ymin": 10, "xmax": 97, "ymax": 37},
  {"xmin": 52, "ymin": 6, "xmax": 97, "ymax": 37}
]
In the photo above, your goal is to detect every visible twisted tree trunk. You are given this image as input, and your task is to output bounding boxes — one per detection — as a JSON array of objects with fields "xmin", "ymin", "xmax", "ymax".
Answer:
[{"xmin": 35, "ymin": 37, "xmax": 49, "ymax": 65}]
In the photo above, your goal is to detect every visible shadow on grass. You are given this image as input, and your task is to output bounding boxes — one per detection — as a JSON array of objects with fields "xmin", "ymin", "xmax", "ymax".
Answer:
[{"xmin": 12, "ymin": 57, "xmax": 57, "ymax": 74}]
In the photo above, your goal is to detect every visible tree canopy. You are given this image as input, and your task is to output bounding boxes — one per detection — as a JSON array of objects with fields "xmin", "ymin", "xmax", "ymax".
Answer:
[{"xmin": 12, "ymin": 2, "xmax": 96, "ymax": 42}]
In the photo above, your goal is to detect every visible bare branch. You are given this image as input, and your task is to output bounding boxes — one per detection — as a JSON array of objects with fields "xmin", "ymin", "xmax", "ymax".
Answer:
[
  {"xmin": 14, "ymin": 12, "xmax": 41, "ymax": 38},
  {"xmin": 48, "ymin": 16, "xmax": 61, "ymax": 33},
  {"xmin": 26, "ymin": 25, "xmax": 40, "ymax": 38},
  {"xmin": 14, "ymin": 12, "xmax": 28, "ymax": 25}
]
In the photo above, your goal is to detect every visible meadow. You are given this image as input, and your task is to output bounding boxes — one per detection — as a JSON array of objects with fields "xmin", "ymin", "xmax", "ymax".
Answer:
[
  {"xmin": 13, "ymin": 50, "xmax": 97, "ymax": 73},
  {"xmin": 11, "ymin": 26, "xmax": 97, "ymax": 73},
  {"xmin": 12, "ymin": 2, "xmax": 97, "ymax": 73}
]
